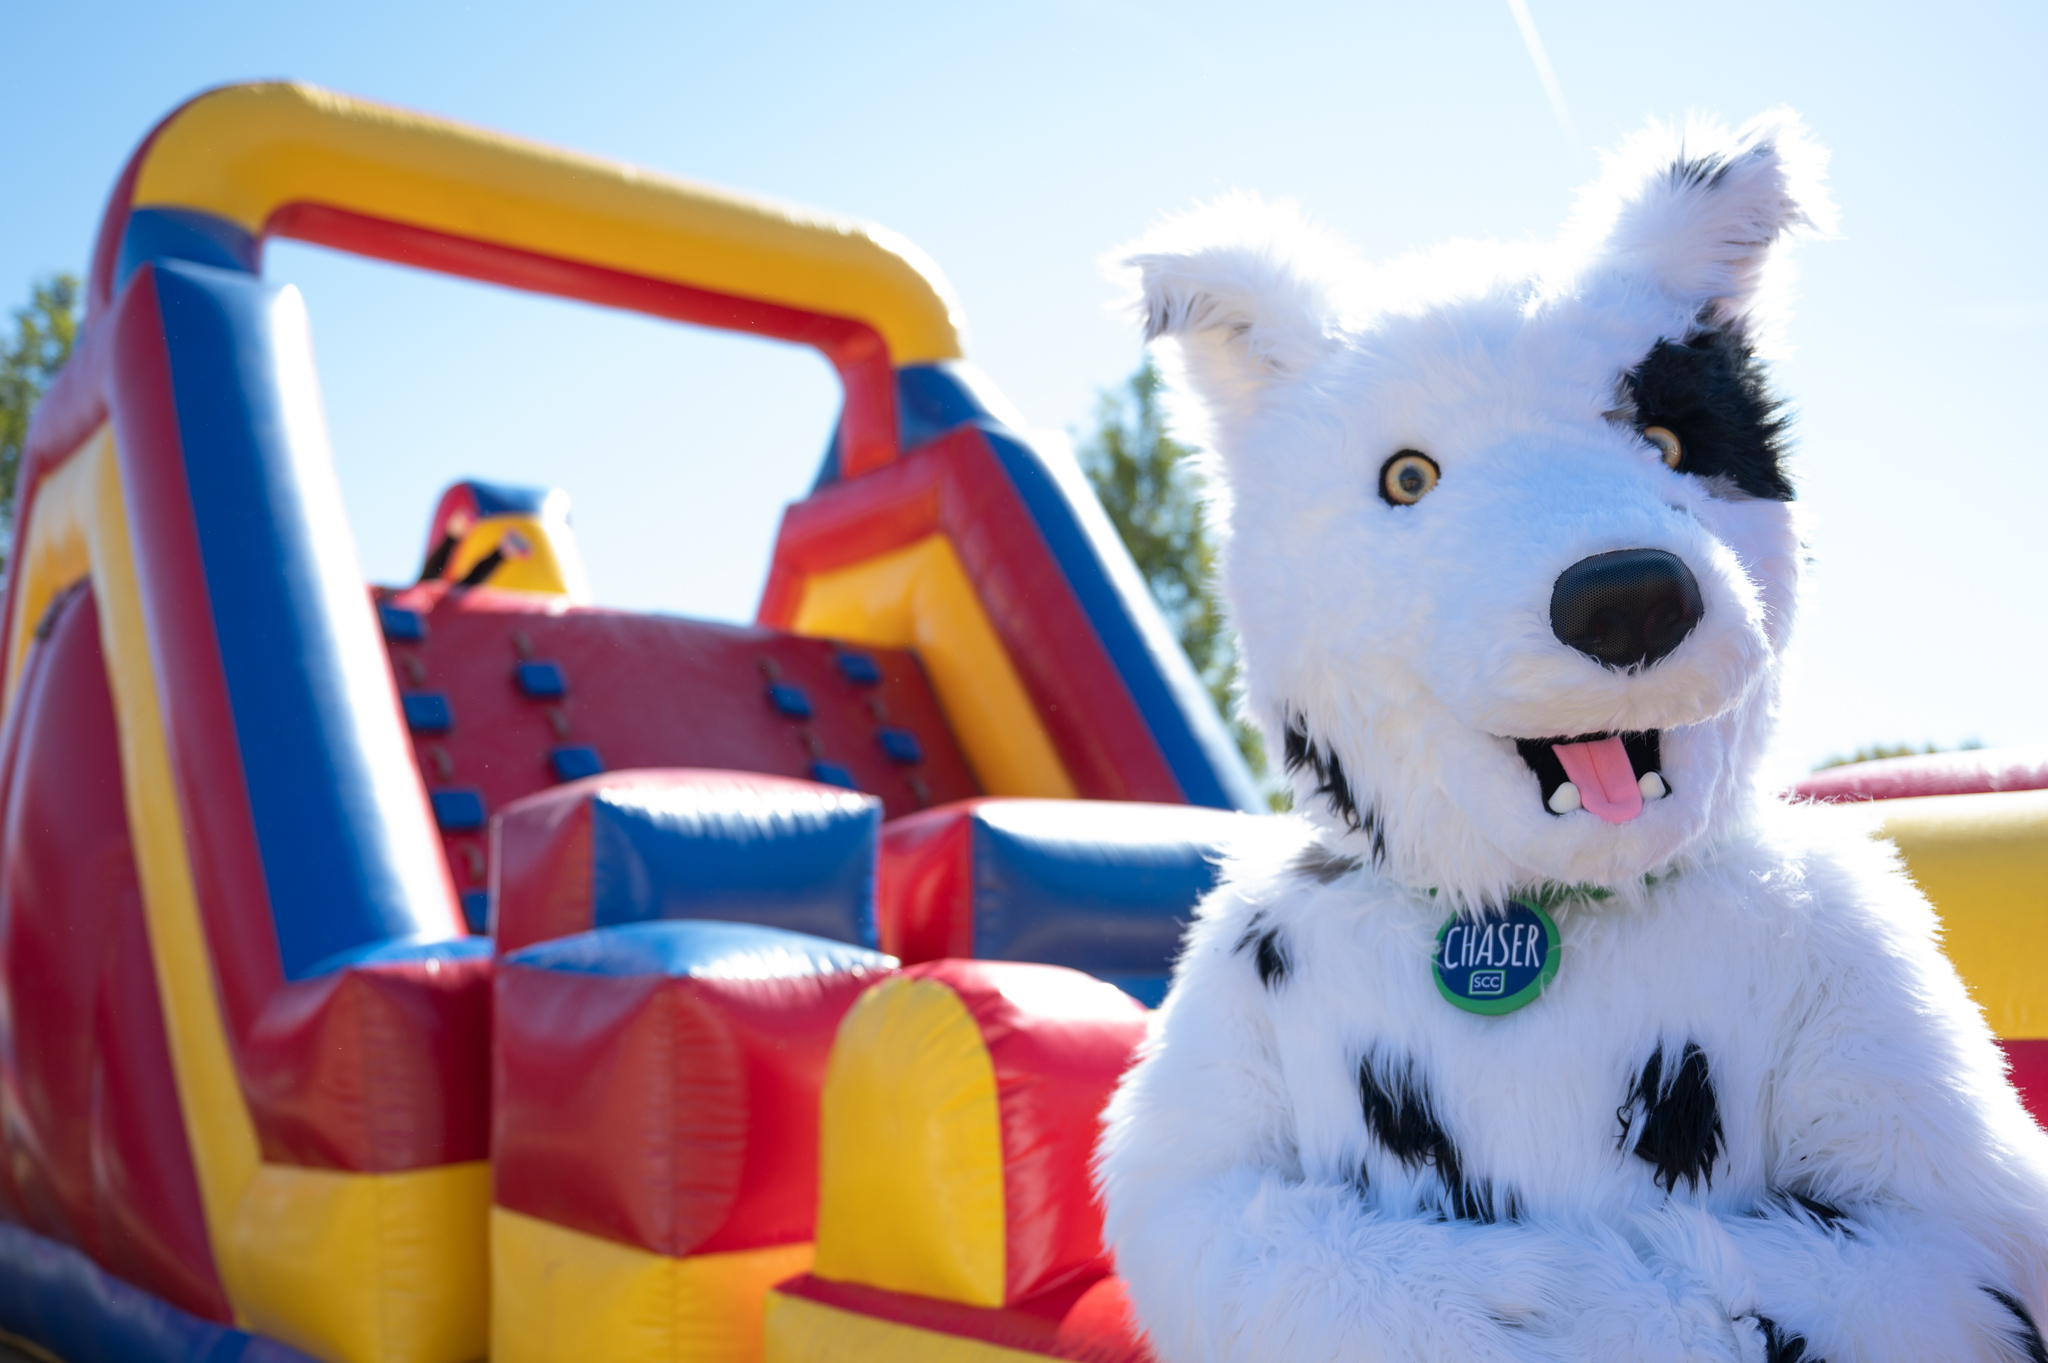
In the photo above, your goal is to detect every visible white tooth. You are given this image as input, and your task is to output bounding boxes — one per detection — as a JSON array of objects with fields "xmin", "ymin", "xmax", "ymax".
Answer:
[
  {"xmin": 1639, "ymin": 771, "xmax": 1667, "ymax": 800},
  {"xmin": 1548, "ymin": 782, "xmax": 1582, "ymax": 814}
]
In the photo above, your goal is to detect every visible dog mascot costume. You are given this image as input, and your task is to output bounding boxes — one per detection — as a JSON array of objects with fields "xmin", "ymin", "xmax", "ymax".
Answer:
[{"xmin": 1097, "ymin": 111, "xmax": 2048, "ymax": 1363}]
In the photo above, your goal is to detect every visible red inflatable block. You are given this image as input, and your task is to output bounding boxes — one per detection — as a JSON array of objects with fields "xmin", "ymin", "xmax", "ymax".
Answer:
[
  {"xmin": 771, "ymin": 1271, "xmax": 1157, "ymax": 1362},
  {"xmin": 2003, "ymin": 1039, "xmax": 2048, "ymax": 1131},
  {"xmin": 1790, "ymin": 745, "xmax": 2048, "ymax": 804},
  {"xmin": 239, "ymin": 941, "xmax": 494, "ymax": 1171},
  {"xmin": 494, "ymin": 920, "xmax": 894, "ymax": 1256}
]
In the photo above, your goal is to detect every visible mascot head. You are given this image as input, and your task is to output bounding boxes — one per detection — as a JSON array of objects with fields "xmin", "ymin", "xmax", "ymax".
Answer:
[{"xmin": 1126, "ymin": 110, "xmax": 1835, "ymax": 905}]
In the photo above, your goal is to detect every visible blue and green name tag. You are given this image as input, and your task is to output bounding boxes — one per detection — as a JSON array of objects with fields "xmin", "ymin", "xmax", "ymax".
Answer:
[{"xmin": 1433, "ymin": 899, "xmax": 1560, "ymax": 1015}]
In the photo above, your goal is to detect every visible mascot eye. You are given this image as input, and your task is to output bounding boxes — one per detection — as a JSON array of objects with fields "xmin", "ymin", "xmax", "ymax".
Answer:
[
  {"xmin": 1379, "ymin": 450, "xmax": 1440, "ymax": 506},
  {"xmin": 1644, "ymin": 425, "xmax": 1683, "ymax": 470}
]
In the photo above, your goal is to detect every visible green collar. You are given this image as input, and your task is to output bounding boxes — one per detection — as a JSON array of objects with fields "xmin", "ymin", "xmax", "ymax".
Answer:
[{"xmin": 1425, "ymin": 874, "xmax": 1666, "ymax": 912}]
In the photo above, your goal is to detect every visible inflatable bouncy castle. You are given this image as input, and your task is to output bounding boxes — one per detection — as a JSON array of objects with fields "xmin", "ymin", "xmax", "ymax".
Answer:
[{"xmin": 0, "ymin": 81, "xmax": 2042, "ymax": 1363}]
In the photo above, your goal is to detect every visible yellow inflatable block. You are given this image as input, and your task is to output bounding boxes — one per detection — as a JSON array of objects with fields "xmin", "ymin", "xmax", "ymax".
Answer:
[
  {"xmin": 812, "ymin": 976, "xmax": 1006, "ymax": 1307},
  {"xmin": 1878, "ymin": 789, "xmax": 2048, "ymax": 1038},
  {"xmin": 491, "ymin": 1208, "xmax": 813, "ymax": 1363},
  {"xmin": 231, "ymin": 1162, "xmax": 490, "ymax": 1363}
]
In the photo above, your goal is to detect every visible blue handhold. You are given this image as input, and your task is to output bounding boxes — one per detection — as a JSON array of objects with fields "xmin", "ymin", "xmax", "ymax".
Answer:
[
  {"xmin": 431, "ymin": 788, "xmax": 487, "ymax": 832},
  {"xmin": 402, "ymin": 692, "xmax": 452, "ymax": 733},
  {"xmin": 768, "ymin": 683, "xmax": 813, "ymax": 718},
  {"xmin": 809, "ymin": 761, "xmax": 857, "ymax": 789},
  {"xmin": 877, "ymin": 727, "xmax": 924, "ymax": 765},
  {"xmin": 378, "ymin": 603, "xmax": 426, "ymax": 642},
  {"xmin": 551, "ymin": 745, "xmax": 604, "ymax": 781},
  {"xmin": 516, "ymin": 661, "xmax": 566, "ymax": 698},
  {"xmin": 836, "ymin": 652, "xmax": 882, "ymax": 686}
]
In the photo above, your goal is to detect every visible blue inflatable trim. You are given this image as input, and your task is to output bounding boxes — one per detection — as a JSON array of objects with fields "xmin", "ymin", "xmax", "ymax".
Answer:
[
  {"xmin": 116, "ymin": 208, "xmax": 259, "ymax": 296},
  {"xmin": 506, "ymin": 918, "xmax": 893, "ymax": 980},
  {"xmin": 147, "ymin": 262, "xmax": 465, "ymax": 982},
  {"xmin": 462, "ymin": 479, "xmax": 550, "ymax": 517},
  {"xmin": 0, "ymin": 1220, "xmax": 319, "ymax": 1363},
  {"xmin": 587, "ymin": 781, "xmax": 881, "ymax": 947}
]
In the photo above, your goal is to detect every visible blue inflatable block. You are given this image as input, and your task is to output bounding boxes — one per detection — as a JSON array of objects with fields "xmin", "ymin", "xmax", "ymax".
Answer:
[
  {"xmin": 889, "ymin": 799, "xmax": 1256, "ymax": 1005},
  {"xmin": 0, "ymin": 1220, "xmax": 319, "ymax": 1363},
  {"xmin": 301, "ymin": 934, "xmax": 494, "ymax": 978},
  {"xmin": 549, "ymin": 775, "xmax": 881, "ymax": 947},
  {"xmin": 460, "ymin": 890, "xmax": 491, "ymax": 934},
  {"xmin": 507, "ymin": 918, "xmax": 891, "ymax": 980}
]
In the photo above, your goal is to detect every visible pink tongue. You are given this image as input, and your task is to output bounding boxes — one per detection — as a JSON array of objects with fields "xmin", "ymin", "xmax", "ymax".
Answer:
[{"xmin": 1553, "ymin": 736, "xmax": 1643, "ymax": 824}]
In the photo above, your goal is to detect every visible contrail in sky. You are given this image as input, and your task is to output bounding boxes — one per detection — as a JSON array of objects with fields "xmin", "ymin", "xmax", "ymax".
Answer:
[{"xmin": 1504, "ymin": 0, "xmax": 1576, "ymax": 144}]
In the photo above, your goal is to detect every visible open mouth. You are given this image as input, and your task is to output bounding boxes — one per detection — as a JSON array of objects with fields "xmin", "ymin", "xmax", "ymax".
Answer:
[{"xmin": 1514, "ymin": 732, "xmax": 1667, "ymax": 824}]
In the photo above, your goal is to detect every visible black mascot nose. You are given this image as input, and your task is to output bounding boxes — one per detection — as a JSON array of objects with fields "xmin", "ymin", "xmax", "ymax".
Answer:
[{"xmin": 1549, "ymin": 549, "xmax": 1704, "ymax": 670}]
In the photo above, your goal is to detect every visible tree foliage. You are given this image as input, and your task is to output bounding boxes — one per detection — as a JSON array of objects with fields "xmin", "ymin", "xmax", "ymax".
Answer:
[
  {"xmin": 1812, "ymin": 739, "xmax": 1982, "ymax": 772},
  {"xmin": 1079, "ymin": 358, "xmax": 1271, "ymax": 788},
  {"xmin": 0, "ymin": 274, "xmax": 82, "ymax": 575}
]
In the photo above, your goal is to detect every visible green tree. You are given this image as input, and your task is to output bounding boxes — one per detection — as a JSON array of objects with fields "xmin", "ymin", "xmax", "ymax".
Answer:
[
  {"xmin": 1079, "ymin": 358, "xmax": 1274, "ymax": 796},
  {"xmin": 1813, "ymin": 739, "xmax": 1983, "ymax": 771},
  {"xmin": 0, "ymin": 273, "xmax": 82, "ymax": 577}
]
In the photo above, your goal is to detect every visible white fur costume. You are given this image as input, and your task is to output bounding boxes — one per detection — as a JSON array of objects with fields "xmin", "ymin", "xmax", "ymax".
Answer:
[{"xmin": 1097, "ymin": 111, "xmax": 2048, "ymax": 1363}]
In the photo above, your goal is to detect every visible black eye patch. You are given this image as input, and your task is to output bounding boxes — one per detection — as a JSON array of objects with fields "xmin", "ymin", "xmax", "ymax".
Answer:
[{"xmin": 1621, "ymin": 327, "xmax": 1794, "ymax": 501}]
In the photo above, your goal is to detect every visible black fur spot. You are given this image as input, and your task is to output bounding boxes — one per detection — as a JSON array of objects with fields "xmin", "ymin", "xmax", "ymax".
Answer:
[
  {"xmin": 1358, "ymin": 1056, "xmax": 1513, "ymax": 1223},
  {"xmin": 1669, "ymin": 152, "xmax": 1737, "ymax": 190},
  {"xmin": 1283, "ymin": 714, "xmax": 1387, "ymax": 863},
  {"xmin": 1989, "ymin": 1289, "xmax": 2048, "ymax": 1363},
  {"xmin": 1253, "ymin": 929, "xmax": 1289, "ymax": 988},
  {"xmin": 1753, "ymin": 1316, "xmax": 1817, "ymax": 1363},
  {"xmin": 1618, "ymin": 1043, "xmax": 1724, "ymax": 1193},
  {"xmin": 1782, "ymin": 1190, "xmax": 1853, "ymax": 1235},
  {"xmin": 1231, "ymin": 915, "xmax": 1290, "ymax": 988},
  {"xmin": 1287, "ymin": 842, "xmax": 1364, "ymax": 884},
  {"xmin": 1622, "ymin": 326, "xmax": 1794, "ymax": 501}
]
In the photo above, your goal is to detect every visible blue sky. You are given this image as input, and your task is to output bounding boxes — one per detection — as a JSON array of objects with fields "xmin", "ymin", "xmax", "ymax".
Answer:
[{"xmin": 4, "ymin": 0, "xmax": 2043, "ymax": 777}]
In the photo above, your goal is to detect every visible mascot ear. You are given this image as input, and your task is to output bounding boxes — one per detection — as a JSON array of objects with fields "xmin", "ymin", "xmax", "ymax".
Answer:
[
  {"xmin": 1581, "ymin": 108, "xmax": 1836, "ymax": 324},
  {"xmin": 1117, "ymin": 195, "xmax": 1346, "ymax": 425}
]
